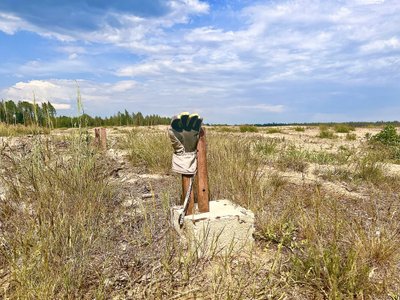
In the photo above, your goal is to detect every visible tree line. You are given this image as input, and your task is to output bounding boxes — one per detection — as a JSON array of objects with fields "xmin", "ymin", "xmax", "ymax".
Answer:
[{"xmin": 0, "ymin": 100, "xmax": 170, "ymax": 128}]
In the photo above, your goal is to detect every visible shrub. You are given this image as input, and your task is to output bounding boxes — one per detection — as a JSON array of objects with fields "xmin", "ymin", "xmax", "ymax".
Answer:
[
  {"xmin": 372, "ymin": 125, "xmax": 400, "ymax": 146},
  {"xmin": 334, "ymin": 124, "xmax": 354, "ymax": 133},
  {"xmin": 266, "ymin": 128, "xmax": 282, "ymax": 134},
  {"xmin": 318, "ymin": 129, "xmax": 337, "ymax": 139},
  {"xmin": 213, "ymin": 126, "xmax": 237, "ymax": 133},
  {"xmin": 293, "ymin": 127, "xmax": 305, "ymax": 132},
  {"xmin": 255, "ymin": 138, "xmax": 280, "ymax": 156},
  {"xmin": 239, "ymin": 125, "xmax": 258, "ymax": 133},
  {"xmin": 276, "ymin": 146, "xmax": 308, "ymax": 172},
  {"xmin": 346, "ymin": 133, "xmax": 357, "ymax": 141}
]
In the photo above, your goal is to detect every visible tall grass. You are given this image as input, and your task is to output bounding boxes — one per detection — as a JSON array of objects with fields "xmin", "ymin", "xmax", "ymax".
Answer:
[
  {"xmin": 0, "ymin": 134, "xmax": 114, "ymax": 298},
  {"xmin": 0, "ymin": 122, "xmax": 50, "ymax": 137},
  {"xmin": 207, "ymin": 133, "xmax": 267, "ymax": 209},
  {"xmin": 120, "ymin": 127, "xmax": 400, "ymax": 298},
  {"xmin": 121, "ymin": 128, "xmax": 171, "ymax": 173},
  {"xmin": 3, "ymin": 125, "xmax": 398, "ymax": 298}
]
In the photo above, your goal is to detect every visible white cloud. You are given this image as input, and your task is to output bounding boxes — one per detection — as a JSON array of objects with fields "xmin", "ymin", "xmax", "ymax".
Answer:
[
  {"xmin": 3, "ymin": 80, "xmax": 74, "ymax": 104},
  {"xmin": 185, "ymin": 27, "xmax": 235, "ymax": 42},
  {"xmin": 1, "ymin": 0, "xmax": 400, "ymax": 123},
  {"xmin": 116, "ymin": 63, "xmax": 161, "ymax": 77},
  {"xmin": 232, "ymin": 104, "xmax": 285, "ymax": 113},
  {"xmin": 0, "ymin": 12, "xmax": 28, "ymax": 34},
  {"xmin": 0, "ymin": 12, "xmax": 73, "ymax": 41},
  {"xmin": 52, "ymin": 103, "xmax": 71, "ymax": 110},
  {"xmin": 360, "ymin": 37, "xmax": 400, "ymax": 53}
]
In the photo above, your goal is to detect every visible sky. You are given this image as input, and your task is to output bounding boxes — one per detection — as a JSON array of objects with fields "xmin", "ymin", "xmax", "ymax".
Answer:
[{"xmin": 0, "ymin": 0, "xmax": 399, "ymax": 124}]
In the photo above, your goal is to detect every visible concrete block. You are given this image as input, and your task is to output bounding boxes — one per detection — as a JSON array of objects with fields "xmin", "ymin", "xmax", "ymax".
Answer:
[{"xmin": 171, "ymin": 200, "xmax": 255, "ymax": 257}]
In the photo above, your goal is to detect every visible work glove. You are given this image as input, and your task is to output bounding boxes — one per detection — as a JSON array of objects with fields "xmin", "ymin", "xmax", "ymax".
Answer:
[{"xmin": 168, "ymin": 112, "xmax": 203, "ymax": 175}]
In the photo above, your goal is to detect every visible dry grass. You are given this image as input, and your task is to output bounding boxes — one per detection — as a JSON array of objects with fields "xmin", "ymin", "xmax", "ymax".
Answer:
[
  {"xmin": 121, "ymin": 127, "xmax": 171, "ymax": 173},
  {"xmin": 0, "ymin": 132, "xmax": 114, "ymax": 298},
  {"xmin": 0, "ymin": 122, "xmax": 50, "ymax": 137},
  {"xmin": 0, "ymin": 126, "xmax": 399, "ymax": 299}
]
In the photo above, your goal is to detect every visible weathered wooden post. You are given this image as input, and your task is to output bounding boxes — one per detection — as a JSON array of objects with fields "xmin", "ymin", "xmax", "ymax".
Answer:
[
  {"xmin": 100, "ymin": 128, "xmax": 107, "ymax": 150},
  {"xmin": 94, "ymin": 128, "xmax": 100, "ymax": 146},
  {"xmin": 196, "ymin": 128, "xmax": 209, "ymax": 212}
]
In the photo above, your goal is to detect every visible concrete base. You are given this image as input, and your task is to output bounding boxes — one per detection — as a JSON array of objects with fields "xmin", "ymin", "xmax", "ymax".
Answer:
[{"xmin": 171, "ymin": 200, "xmax": 255, "ymax": 257}]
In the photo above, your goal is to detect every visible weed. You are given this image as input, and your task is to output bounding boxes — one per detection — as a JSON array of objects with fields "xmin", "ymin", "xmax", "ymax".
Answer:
[
  {"xmin": 355, "ymin": 153, "xmax": 384, "ymax": 184},
  {"xmin": 254, "ymin": 138, "xmax": 280, "ymax": 156},
  {"xmin": 276, "ymin": 145, "xmax": 308, "ymax": 172}
]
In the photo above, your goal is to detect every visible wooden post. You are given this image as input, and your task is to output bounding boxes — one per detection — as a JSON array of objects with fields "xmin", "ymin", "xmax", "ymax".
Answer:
[
  {"xmin": 197, "ymin": 128, "xmax": 209, "ymax": 212},
  {"xmin": 182, "ymin": 174, "xmax": 195, "ymax": 215},
  {"xmin": 100, "ymin": 128, "xmax": 107, "ymax": 150},
  {"xmin": 94, "ymin": 128, "xmax": 100, "ymax": 146}
]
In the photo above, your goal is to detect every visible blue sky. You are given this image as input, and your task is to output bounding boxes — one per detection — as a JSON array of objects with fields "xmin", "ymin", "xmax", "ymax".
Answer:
[{"xmin": 0, "ymin": 0, "xmax": 399, "ymax": 124}]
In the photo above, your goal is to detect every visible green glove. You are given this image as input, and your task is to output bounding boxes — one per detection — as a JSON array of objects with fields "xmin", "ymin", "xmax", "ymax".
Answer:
[{"xmin": 168, "ymin": 112, "xmax": 203, "ymax": 174}]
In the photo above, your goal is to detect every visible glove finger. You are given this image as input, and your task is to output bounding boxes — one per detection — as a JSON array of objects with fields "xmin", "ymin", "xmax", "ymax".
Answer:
[
  {"xmin": 193, "ymin": 117, "xmax": 203, "ymax": 132},
  {"xmin": 171, "ymin": 115, "xmax": 183, "ymax": 132},
  {"xmin": 187, "ymin": 114, "xmax": 199, "ymax": 131},
  {"xmin": 180, "ymin": 112, "xmax": 190, "ymax": 130}
]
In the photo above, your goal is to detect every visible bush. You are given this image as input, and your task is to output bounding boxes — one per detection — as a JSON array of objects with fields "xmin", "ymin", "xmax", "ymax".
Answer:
[
  {"xmin": 372, "ymin": 125, "xmax": 400, "ymax": 146},
  {"xmin": 239, "ymin": 125, "xmax": 258, "ymax": 133},
  {"xmin": 212, "ymin": 126, "xmax": 237, "ymax": 133},
  {"xmin": 334, "ymin": 124, "xmax": 354, "ymax": 133},
  {"xmin": 346, "ymin": 133, "xmax": 357, "ymax": 141},
  {"xmin": 266, "ymin": 128, "xmax": 282, "ymax": 134},
  {"xmin": 318, "ymin": 129, "xmax": 337, "ymax": 139},
  {"xmin": 293, "ymin": 127, "xmax": 305, "ymax": 132}
]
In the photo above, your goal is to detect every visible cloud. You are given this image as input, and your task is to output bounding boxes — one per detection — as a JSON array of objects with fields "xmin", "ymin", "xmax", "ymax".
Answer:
[
  {"xmin": 52, "ymin": 103, "xmax": 71, "ymax": 110},
  {"xmin": 0, "ymin": 0, "xmax": 170, "ymax": 31},
  {"xmin": 231, "ymin": 104, "xmax": 285, "ymax": 113},
  {"xmin": 0, "ymin": 1, "xmax": 209, "ymax": 49},
  {"xmin": 360, "ymin": 37, "xmax": 400, "ymax": 53},
  {"xmin": 1, "ymin": 0, "xmax": 400, "ymax": 123}
]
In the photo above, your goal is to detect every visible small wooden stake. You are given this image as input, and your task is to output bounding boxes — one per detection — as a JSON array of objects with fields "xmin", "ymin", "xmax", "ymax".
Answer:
[
  {"xmin": 100, "ymin": 128, "xmax": 107, "ymax": 150},
  {"xmin": 182, "ymin": 174, "xmax": 195, "ymax": 216},
  {"xmin": 94, "ymin": 128, "xmax": 100, "ymax": 145},
  {"xmin": 197, "ymin": 128, "xmax": 209, "ymax": 212}
]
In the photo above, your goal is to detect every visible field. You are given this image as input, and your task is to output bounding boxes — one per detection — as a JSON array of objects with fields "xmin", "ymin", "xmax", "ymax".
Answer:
[{"xmin": 0, "ymin": 124, "xmax": 399, "ymax": 299}]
